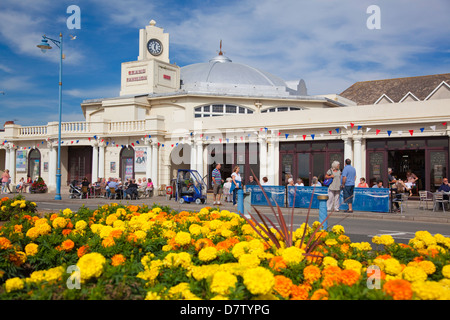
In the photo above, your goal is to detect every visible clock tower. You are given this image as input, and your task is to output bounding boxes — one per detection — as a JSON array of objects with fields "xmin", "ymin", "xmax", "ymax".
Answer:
[{"xmin": 120, "ymin": 20, "xmax": 180, "ymax": 96}]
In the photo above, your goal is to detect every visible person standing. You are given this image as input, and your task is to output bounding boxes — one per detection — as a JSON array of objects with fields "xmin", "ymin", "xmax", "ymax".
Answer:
[
  {"xmin": 325, "ymin": 161, "xmax": 341, "ymax": 212},
  {"xmin": 1, "ymin": 170, "xmax": 10, "ymax": 194},
  {"xmin": 229, "ymin": 166, "xmax": 242, "ymax": 206},
  {"xmin": 341, "ymin": 159, "xmax": 356, "ymax": 213},
  {"xmin": 212, "ymin": 163, "xmax": 223, "ymax": 205}
]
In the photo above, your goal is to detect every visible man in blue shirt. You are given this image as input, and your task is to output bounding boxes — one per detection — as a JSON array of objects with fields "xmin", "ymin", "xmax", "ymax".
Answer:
[
  {"xmin": 341, "ymin": 158, "xmax": 356, "ymax": 213},
  {"xmin": 211, "ymin": 163, "xmax": 223, "ymax": 205}
]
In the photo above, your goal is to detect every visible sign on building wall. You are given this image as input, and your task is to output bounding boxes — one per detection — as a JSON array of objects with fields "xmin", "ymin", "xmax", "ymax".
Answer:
[
  {"xmin": 16, "ymin": 150, "xmax": 27, "ymax": 172},
  {"xmin": 134, "ymin": 147, "xmax": 147, "ymax": 173}
]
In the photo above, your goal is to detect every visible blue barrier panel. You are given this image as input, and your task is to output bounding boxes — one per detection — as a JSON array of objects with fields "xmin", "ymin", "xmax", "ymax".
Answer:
[
  {"xmin": 245, "ymin": 185, "xmax": 286, "ymax": 207},
  {"xmin": 287, "ymin": 186, "xmax": 390, "ymax": 213}
]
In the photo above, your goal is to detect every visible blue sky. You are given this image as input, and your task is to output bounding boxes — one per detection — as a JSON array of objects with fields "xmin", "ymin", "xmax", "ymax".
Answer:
[{"xmin": 0, "ymin": 0, "xmax": 449, "ymax": 126}]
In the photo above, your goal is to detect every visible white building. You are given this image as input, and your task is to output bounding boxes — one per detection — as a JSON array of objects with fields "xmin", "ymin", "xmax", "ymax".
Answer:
[{"xmin": 1, "ymin": 20, "xmax": 450, "ymax": 194}]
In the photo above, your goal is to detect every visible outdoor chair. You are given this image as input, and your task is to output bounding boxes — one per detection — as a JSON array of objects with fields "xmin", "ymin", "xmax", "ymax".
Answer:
[
  {"xmin": 109, "ymin": 187, "xmax": 118, "ymax": 200},
  {"xmin": 433, "ymin": 192, "xmax": 448, "ymax": 212},
  {"xmin": 392, "ymin": 193, "xmax": 409, "ymax": 214},
  {"xmin": 158, "ymin": 184, "xmax": 166, "ymax": 196},
  {"xmin": 81, "ymin": 186, "xmax": 89, "ymax": 199},
  {"xmin": 418, "ymin": 191, "xmax": 433, "ymax": 210}
]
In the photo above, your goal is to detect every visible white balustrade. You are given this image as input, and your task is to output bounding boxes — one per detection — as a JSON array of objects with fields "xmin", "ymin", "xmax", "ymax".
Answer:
[
  {"xmin": 108, "ymin": 120, "xmax": 145, "ymax": 133},
  {"xmin": 19, "ymin": 126, "xmax": 47, "ymax": 136}
]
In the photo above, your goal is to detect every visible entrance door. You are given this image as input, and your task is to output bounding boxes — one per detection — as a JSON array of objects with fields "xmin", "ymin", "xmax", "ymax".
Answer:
[
  {"xmin": 297, "ymin": 153, "xmax": 310, "ymax": 186},
  {"xmin": 388, "ymin": 149, "xmax": 425, "ymax": 190},
  {"xmin": 28, "ymin": 149, "xmax": 41, "ymax": 180},
  {"xmin": 68, "ymin": 147, "xmax": 92, "ymax": 184},
  {"xmin": 120, "ymin": 147, "xmax": 135, "ymax": 180}
]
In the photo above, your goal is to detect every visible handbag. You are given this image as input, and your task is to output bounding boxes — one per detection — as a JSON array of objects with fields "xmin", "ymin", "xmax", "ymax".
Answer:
[{"xmin": 323, "ymin": 168, "xmax": 333, "ymax": 187}]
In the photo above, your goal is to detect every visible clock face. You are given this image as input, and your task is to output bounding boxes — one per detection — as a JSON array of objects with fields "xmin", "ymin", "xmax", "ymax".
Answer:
[{"xmin": 147, "ymin": 39, "xmax": 163, "ymax": 56}]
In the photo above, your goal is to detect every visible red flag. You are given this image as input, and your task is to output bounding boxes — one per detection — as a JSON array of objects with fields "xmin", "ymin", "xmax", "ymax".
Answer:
[
  {"xmin": 171, "ymin": 144, "xmax": 174, "ymax": 147},
  {"xmin": 376, "ymin": 129, "xmax": 381, "ymax": 135},
  {"xmin": 302, "ymin": 135, "xmax": 306, "ymax": 140},
  {"xmin": 443, "ymin": 122, "xmax": 447, "ymax": 126},
  {"xmin": 328, "ymin": 130, "xmax": 332, "ymax": 135},
  {"xmin": 131, "ymin": 143, "xmax": 134, "ymax": 146},
  {"xmin": 409, "ymin": 130, "xmax": 414, "ymax": 136},
  {"xmin": 350, "ymin": 123, "xmax": 355, "ymax": 128}
]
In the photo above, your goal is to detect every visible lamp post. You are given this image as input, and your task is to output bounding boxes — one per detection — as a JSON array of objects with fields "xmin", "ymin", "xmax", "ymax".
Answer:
[{"xmin": 37, "ymin": 34, "xmax": 63, "ymax": 200}]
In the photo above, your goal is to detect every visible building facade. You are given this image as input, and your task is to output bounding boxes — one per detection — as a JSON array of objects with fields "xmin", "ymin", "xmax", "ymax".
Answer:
[{"xmin": 1, "ymin": 20, "xmax": 450, "ymax": 193}]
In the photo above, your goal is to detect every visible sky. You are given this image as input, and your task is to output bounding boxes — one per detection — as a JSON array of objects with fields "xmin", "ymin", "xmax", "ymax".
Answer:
[{"xmin": 0, "ymin": 0, "xmax": 449, "ymax": 126}]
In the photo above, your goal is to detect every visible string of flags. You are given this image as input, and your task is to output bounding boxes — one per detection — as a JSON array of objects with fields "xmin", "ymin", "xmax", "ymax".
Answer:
[{"xmin": 6, "ymin": 121, "xmax": 448, "ymax": 150}]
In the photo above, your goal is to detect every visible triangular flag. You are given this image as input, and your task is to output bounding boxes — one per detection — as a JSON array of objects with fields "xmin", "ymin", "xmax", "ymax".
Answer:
[
  {"xmin": 366, "ymin": 128, "xmax": 371, "ymax": 132},
  {"xmin": 409, "ymin": 130, "xmax": 414, "ymax": 136},
  {"xmin": 285, "ymin": 133, "xmax": 289, "ymax": 139},
  {"xmin": 88, "ymin": 137, "xmax": 91, "ymax": 141},
  {"xmin": 293, "ymin": 135, "xmax": 298, "ymax": 139},
  {"xmin": 278, "ymin": 132, "xmax": 281, "ymax": 136},
  {"xmin": 320, "ymin": 133, "xmax": 324, "ymax": 138},
  {"xmin": 376, "ymin": 129, "xmax": 381, "ymax": 135},
  {"xmin": 240, "ymin": 136, "xmax": 243, "ymax": 140},
  {"xmin": 328, "ymin": 130, "xmax": 332, "ymax": 135},
  {"xmin": 311, "ymin": 134, "xmax": 315, "ymax": 140},
  {"xmin": 136, "ymin": 140, "xmax": 140, "ymax": 144},
  {"xmin": 398, "ymin": 131, "xmax": 403, "ymax": 135},
  {"xmin": 302, "ymin": 135, "xmax": 306, "ymax": 140},
  {"xmin": 171, "ymin": 144, "xmax": 174, "ymax": 147},
  {"xmin": 335, "ymin": 128, "xmax": 340, "ymax": 133},
  {"xmin": 387, "ymin": 130, "xmax": 392, "ymax": 136},
  {"xmin": 350, "ymin": 123, "xmax": 355, "ymax": 128},
  {"xmin": 219, "ymin": 138, "xmax": 222, "ymax": 143},
  {"xmin": 343, "ymin": 125, "xmax": 348, "ymax": 129},
  {"xmin": 430, "ymin": 125, "xmax": 436, "ymax": 131},
  {"xmin": 443, "ymin": 122, "xmax": 447, "ymax": 126},
  {"xmin": 226, "ymin": 138, "xmax": 229, "ymax": 143},
  {"xmin": 420, "ymin": 128, "xmax": 424, "ymax": 132},
  {"xmin": 357, "ymin": 126, "xmax": 362, "ymax": 130},
  {"xmin": 162, "ymin": 144, "xmax": 165, "ymax": 147}
]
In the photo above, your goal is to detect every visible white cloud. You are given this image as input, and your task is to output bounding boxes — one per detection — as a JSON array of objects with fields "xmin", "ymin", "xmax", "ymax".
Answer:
[{"xmin": 65, "ymin": 85, "xmax": 120, "ymax": 99}]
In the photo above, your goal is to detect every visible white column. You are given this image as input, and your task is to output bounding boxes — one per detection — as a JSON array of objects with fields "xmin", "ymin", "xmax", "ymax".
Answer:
[
  {"xmin": 98, "ymin": 145, "xmax": 105, "ymax": 179},
  {"xmin": 5, "ymin": 147, "xmax": 10, "ymax": 172},
  {"xmin": 151, "ymin": 142, "xmax": 158, "ymax": 187},
  {"xmin": 48, "ymin": 146, "xmax": 57, "ymax": 189},
  {"xmin": 353, "ymin": 137, "xmax": 362, "ymax": 180},
  {"xmin": 196, "ymin": 139, "xmax": 203, "ymax": 177},
  {"xmin": 267, "ymin": 137, "xmax": 276, "ymax": 185},
  {"xmin": 9, "ymin": 147, "xmax": 15, "ymax": 184},
  {"xmin": 145, "ymin": 143, "xmax": 152, "ymax": 179},
  {"xmin": 92, "ymin": 145, "xmax": 99, "ymax": 183},
  {"xmin": 343, "ymin": 136, "xmax": 353, "ymax": 163},
  {"xmin": 258, "ymin": 136, "xmax": 267, "ymax": 179},
  {"xmin": 190, "ymin": 140, "xmax": 196, "ymax": 171}
]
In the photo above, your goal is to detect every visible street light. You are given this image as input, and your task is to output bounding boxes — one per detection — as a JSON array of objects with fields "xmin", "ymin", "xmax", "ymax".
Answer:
[{"xmin": 37, "ymin": 33, "xmax": 63, "ymax": 201}]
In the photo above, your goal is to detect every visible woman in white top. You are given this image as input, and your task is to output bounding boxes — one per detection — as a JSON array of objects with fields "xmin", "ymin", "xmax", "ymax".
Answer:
[
  {"xmin": 295, "ymin": 178, "xmax": 304, "ymax": 186},
  {"xmin": 229, "ymin": 166, "xmax": 242, "ymax": 206}
]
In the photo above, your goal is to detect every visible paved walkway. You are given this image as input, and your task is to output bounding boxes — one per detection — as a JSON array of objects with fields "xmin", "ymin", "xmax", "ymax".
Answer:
[{"xmin": 2, "ymin": 189, "xmax": 449, "ymax": 224}]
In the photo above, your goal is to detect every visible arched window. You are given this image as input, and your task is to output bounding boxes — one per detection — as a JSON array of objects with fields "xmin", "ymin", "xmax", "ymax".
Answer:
[
  {"xmin": 120, "ymin": 147, "xmax": 135, "ymax": 180},
  {"xmin": 194, "ymin": 104, "xmax": 254, "ymax": 118},
  {"xmin": 28, "ymin": 149, "xmax": 41, "ymax": 180}
]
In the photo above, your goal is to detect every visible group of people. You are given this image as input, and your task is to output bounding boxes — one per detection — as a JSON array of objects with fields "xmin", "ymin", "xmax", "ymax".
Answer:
[
  {"xmin": 75, "ymin": 176, "xmax": 154, "ymax": 199},
  {"xmin": 2, "ymin": 171, "xmax": 36, "ymax": 194}
]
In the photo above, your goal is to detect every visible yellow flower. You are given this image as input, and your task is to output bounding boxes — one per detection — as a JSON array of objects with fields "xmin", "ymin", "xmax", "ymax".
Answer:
[
  {"xmin": 238, "ymin": 253, "xmax": 260, "ymax": 268},
  {"xmin": 332, "ymin": 225, "xmax": 345, "ymax": 235},
  {"xmin": 231, "ymin": 241, "xmax": 250, "ymax": 259},
  {"xmin": 189, "ymin": 224, "xmax": 202, "ymax": 236},
  {"xmin": 417, "ymin": 261, "xmax": 436, "ymax": 275},
  {"xmin": 411, "ymin": 281, "xmax": 449, "ymax": 300},
  {"xmin": 5, "ymin": 277, "xmax": 24, "ymax": 293},
  {"xmin": 402, "ymin": 266, "xmax": 428, "ymax": 282},
  {"xmin": 145, "ymin": 291, "xmax": 161, "ymax": 300},
  {"xmin": 210, "ymin": 271, "xmax": 237, "ymax": 295},
  {"xmin": 198, "ymin": 246, "xmax": 218, "ymax": 262},
  {"xmin": 62, "ymin": 208, "xmax": 73, "ymax": 216},
  {"xmin": 25, "ymin": 227, "xmax": 40, "ymax": 240},
  {"xmin": 25, "ymin": 243, "xmax": 39, "ymax": 256},
  {"xmin": 350, "ymin": 242, "xmax": 372, "ymax": 251},
  {"xmin": 105, "ymin": 214, "xmax": 118, "ymax": 226},
  {"xmin": 325, "ymin": 239, "xmax": 338, "ymax": 246},
  {"xmin": 372, "ymin": 235, "xmax": 395, "ymax": 246},
  {"xmin": 75, "ymin": 220, "xmax": 87, "ymax": 230},
  {"xmin": 442, "ymin": 265, "xmax": 450, "ymax": 279},
  {"xmin": 163, "ymin": 252, "xmax": 192, "ymax": 269},
  {"xmin": 134, "ymin": 230, "xmax": 147, "ymax": 240},
  {"xmin": 280, "ymin": 246, "xmax": 305, "ymax": 265},
  {"xmin": 52, "ymin": 217, "xmax": 67, "ymax": 229},
  {"xmin": 76, "ymin": 252, "xmax": 106, "ymax": 283},
  {"xmin": 383, "ymin": 258, "xmax": 403, "ymax": 276},
  {"xmin": 174, "ymin": 231, "xmax": 191, "ymax": 246},
  {"xmin": 343, "ymin": 259, "xmax": 363, "ymax": 274},
  {"xmin": 322, "ymin": 256, "xmax": 338, "ymax": 267},
  {"xmin": 243, "ymin": 267, "xmax": 275, "ymax": 295}
]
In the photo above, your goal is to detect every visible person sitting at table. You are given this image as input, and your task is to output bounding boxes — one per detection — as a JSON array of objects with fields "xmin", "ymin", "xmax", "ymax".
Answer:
[
  {"xmin": 311, "ymin": 176, "xmax": 322, "ymax": 187},
  {"xmin": 405, "ymin": 170, "xmax": 418, "ymax": 196},
  {"xmin": 295, "ymin": 178, "xmax": 304, "ymax": 186},
  {"xmin": 372, "ymin": 180, "xmax": 383, "ymax": 188},
  {"xmin": 106, "ymin": 178, "xmax": 119, "ymax": 199},
  {"xmin": 438, "ymin": 178, "xmax": 450, "ymax": 200},
  {"xmin": 125, "ymin": 179, "xmax": 139, "ymax": 199},
  {"xmin": 357, "ymin": 177, "xmax": 369, "ymax": 188},
  {"xmin": 16, "ymin": 177, "xmax": 25, "ymax": 193},
  {"xmin": 145, "ymin": 178, "xmax": 154, "ymax": 197},
  {"xmin": 80, "ymin": 177, "xmax": 90, "ymax": 198}
]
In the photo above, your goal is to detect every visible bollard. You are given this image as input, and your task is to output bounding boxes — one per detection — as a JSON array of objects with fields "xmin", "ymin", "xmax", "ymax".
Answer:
[
  {"xmin": 317, "ymin": 195, "xmax": 329, "ymax": 229},
  {"xmin": 237, "ymin": 188, "xmax": 244, "ymax": 215}
]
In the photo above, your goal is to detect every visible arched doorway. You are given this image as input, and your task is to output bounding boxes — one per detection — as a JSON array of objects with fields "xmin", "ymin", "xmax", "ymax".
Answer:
[
  {"xmin": 120, "ymin": 147, "xmax": 135, "ymax": 180},
  {"xmin": 28, "ymin": 148, "xmax": 41, "ymax": 180}
]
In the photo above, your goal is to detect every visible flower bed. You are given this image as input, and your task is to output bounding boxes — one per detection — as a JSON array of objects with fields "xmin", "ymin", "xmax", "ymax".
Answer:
[{"xmin": 0, "ymin": 196, "xmax": 449, "ymax": 300}]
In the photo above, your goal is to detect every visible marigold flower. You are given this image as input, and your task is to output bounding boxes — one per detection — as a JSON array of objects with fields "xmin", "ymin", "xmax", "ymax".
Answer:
[
  {"xmin": 273, "ymin": 275, "xmax": 293, "ymax": 298},
  {"xmin": 411, "ymin": 280, "xmax": 447, "ymax": 300},
  {"xmin": 198, "ymin": 246, "xmax": 218, "ymax": 262},
  {"xmin": 332, "ymin": 225, "xmax": 345, "ymax": 235},
  {"xmin": 102, "ymin": 237, "xmax": 116, "ymax": 248},
  {"xmin": 60, "ymin": 239, "xmax": 75, "ymax": 252},
  {"xmin": 5, "ymin": 277, "xmax": 24, "ymax": 293},
  {"xmin": 442, "ymin": 265, "xmax": 450, "ymax": 278},
  {"xmin": 111, "ymin": 254, "xmax": 126, "ymax": 266},
  {"xmin": 383, "ymin": 279, "xmax": 413, "ymax": 300},
  {"xmin": 243, "ymin": 267, "xmax": 275, "ymax": 295},
  {"xmin": 174, "ymin": 231, "xmax": 191, "ymax": 246},
  {"xmin": 290, "ymin": 284, "xmax": 309, "ymax": 300},
  {"xmin": 281, "ymin": 246, "xmax": 305, "ymax": 265},
  {"xmin": 417, "ymin": 261, "xmax": 436, "ymax": 275},
  {"xmin": 52, "ymin": 217, "xmax": 68, "ymax": 229},
  {"xmin": 238, "ymin": 253, "xmax": 260, "ymax": 268},
  {"xmin": 303, "ymin": 265, "xmax": 321, "ymax": 284},
  {"xmin": 402, "ymin": 266, "xmax": 428, "ymax": 282},
  {"xmin": 339, "ymin": 269, "xmax": 360, "ymax": 286},
  {"xmin": 269, "ymin": 256, "xmax": 287, "ymax": 272},
  {"xmin": 0, "ymin": 237, "xmax": 12, "ymax": 250},
  {"xmin": 77, "ymin": 245, "xmax": 89, "ymax": 258},
  {"xmin": 25, "ymin": 243, "xmax": 38, "ymax": 256},
  {"xmin": 77, "ymin": 252, "xmax": 106, "ymax": 283},
  {"xmin": 210, "ymin": 271, "xmax": 237, "ymax": 296},
  {"xmin": 310, "ymin": 288, "xmax": 329, "ymax": 300}
]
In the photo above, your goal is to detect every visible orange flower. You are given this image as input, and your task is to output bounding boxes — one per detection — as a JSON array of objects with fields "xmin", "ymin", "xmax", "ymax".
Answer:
[
  {"xmin": 194, "ymin": 238, "xmax": 215, "ymax": 251},
  {"xmin": 382, "ymin": 279, "xmax": 413, "ymax": 300},
  {"xmin": 377, "ymin": 254, "xmax": 392, "ymax": 260},
  {"xmin": 269, "ymin": 256, "xmax": 287, "ymax": 272},
  {"xmin": 62, "ymin": 229, "xmax": 72, "ymax": 236},
  {"xmin": 60, "ymin": 239, "xmax": 75, "ymax": 252},
  {"xmin": 303, "ymin": 265, "xmax": 321, "ymax": 284},
  {"xmin": 127, "ymin": 205, "xmax": 139, "ymax": 213},
  {"xmin": 339, "ymin": 269, "xmax": 360, "ymax": 286},
  {"xmin": 77, "ymin": 245, "xmax": 89, "ymax": 258},
  {"xmin": 0, "ymin": 237, "xmax": 12, "ymax": 250},
  {"xmin": 66, "ymin": 221, "xmax": 73, "ymax": 229},
  {"xmin": 110, "ymin": 229, "xmax": 123, "ymax": 239},
  {"xmin": 310, "ymin": 289, "xmax": 329, "ymax": 300},
  {"xmin": 290, "ymin": 284, "xmax": 309, "ymax": 300},
  {"xmin": 321, "ymin": 274, "xmax": 341, "ymax": 289},
  {"xmin": 273, "ymin": 275, "xmax": 293, "ymax": 298},
  {"xmin": 216, "ymin": 237, "xmax": 240, "ymax": 252},
  {"xmin": 127, "ymin": 233, "xmax": 138, "ymax": 243},
  {"xmin": 111, "ymin": 254, "xmax": 126, "ymax": 267},
  {"xmin": 306, "ymin": 250, "xmax": 324, "ymax": 263},
  {"xmin": 9, "ymin": 251, "xmax": 26, "ymax": 266},
  {"xmin": 1, "ymin": 197, "xmax": 9, "ymax": 202},
  {"xmin": 50, "ymin": 213, "xmax": 58, "ymax": 221},
  {"xmin": 322, "ymin": 265, "xmax": 342, "ymax": 277},
  {"xmin": 102, "ymin": 237, "xmax": 116, "ymax": 248},
  {"xmin": 23, "ymin": 215, "xmax": 32, "ymax": 221},
  {"xmin": 14, "ymin": 224, "xmax": 23, "ymax": 233}
]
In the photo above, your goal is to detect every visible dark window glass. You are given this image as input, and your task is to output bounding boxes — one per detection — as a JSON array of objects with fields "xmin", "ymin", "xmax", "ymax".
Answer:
[
  {"xmin": 367, "ymin": 140, "xmax": 385, "ymax": 149},
  {"xmin": 212, "ymin": 105, "xmax": 223, "ymax": 113},
  {"xmin": 247, "ymin": 109, "xmax": 253, "ymax": 114},
  {"xmin": 239, "ymin": 107, "xmax": 245, "ymax": 113},
  {"xmin": 327, "ymin": 141, "xmax": 344, "ymax": 150},
  {"xmin": 428, "ymin": 138, "xmax": 448, "ymax": 148},
  {"xmin": 387, "ymin": 140, "xmax": 405, "ymax": 149},
  {"xmin": 203, "ymin": 105, "xmax": 210, "ymax": 112},
  {"xmin": 226, "ymin": 105, "xmax": 237, "ymax": 113},
  {"xmin": 277, "ymin": 107, "xmax": 288, "ymax": 112}
]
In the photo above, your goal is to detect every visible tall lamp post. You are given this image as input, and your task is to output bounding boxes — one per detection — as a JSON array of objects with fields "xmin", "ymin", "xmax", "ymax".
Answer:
[{"xmin": 37, "ymin": 34, "xmax": 63, "ymax": 200}]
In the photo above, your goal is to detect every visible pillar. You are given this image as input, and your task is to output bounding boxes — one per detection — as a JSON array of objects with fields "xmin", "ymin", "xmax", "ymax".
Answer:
[
  {"xmin": 146, "ymin": 143, "xmax": 152, "ymax": 180},
  {"xmin": 98, "ymin": 145, "xmax": 105, "ymax": 180},
  {"xmin": 151, "ymin": 142, "xmax": 158, "ymax": 187},
  {"xmin": 343, "ymin": 136, "xmax": 353, "ymax": 163},
  {"xmin": 190, "ymin": 140, "xmax": 197, "ymax": 171},
  {"xmin": 49, "ymin": 146, "xmax": 57, "ymax": 189},
  {"xmin": 5, "ymin": 147, "xmax": 10, "ymax": 172},
  {"xmin": 9, "ymin": 147, "xmax": 15, "ymax": 184},
  {"xmin": 196, "ymin": 139, "xmax": 203, "ymax": 177},
  {"xmin": 92, "ymin": 145, "xmax": 98, "ymax": 184},
  {"xmin": 258, "ymin": 136, "xmax": 267, "ymax": 179},
  {"xmin": 353, "ymin": 137, "xmax": 362, "ymax": 180}
]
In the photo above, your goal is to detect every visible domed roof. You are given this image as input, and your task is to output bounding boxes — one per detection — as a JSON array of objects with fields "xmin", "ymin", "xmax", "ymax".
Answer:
[{"xmin": 180, "ymin": 52, "xmax": 294, "ymax": 97}]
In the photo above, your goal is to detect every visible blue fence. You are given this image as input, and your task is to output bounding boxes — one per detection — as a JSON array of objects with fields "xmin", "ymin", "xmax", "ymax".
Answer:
[{"xmin": 245, "ymin": 185, "xmax": 390, "ymax": 213}]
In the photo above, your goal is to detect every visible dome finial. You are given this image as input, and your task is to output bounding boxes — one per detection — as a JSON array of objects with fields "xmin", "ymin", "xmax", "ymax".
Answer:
[{"xmin": 219, "ymin": 40, "xmax": 223, "ymax": 55}]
